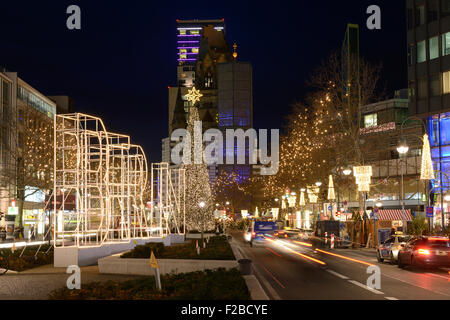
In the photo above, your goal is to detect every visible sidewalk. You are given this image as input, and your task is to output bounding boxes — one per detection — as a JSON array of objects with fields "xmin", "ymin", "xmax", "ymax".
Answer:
[{"xmin": 0, "ymin": 265, "xmax": 143, "ymax": 300}]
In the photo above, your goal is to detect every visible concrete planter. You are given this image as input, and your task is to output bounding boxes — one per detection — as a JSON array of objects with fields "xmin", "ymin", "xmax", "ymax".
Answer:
[
  {"xmin": 98, "ymin": 254, "xmax": 238, "ymax": 276},
  {"xmin": 185, "ymin": 233, "xmax": 218, "ymax": 239},
  {"xmin": 54, "ymin": 234, "xmax": 186, "ymax": 267}
]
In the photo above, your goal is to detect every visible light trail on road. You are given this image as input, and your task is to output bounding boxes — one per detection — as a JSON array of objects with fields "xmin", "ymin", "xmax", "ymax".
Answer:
[
  {"xmin": 315, "ymin": 249, "xmax": 374, "ymax": 266},
  {"xmin": 292, "ymin": 240, "xmax": 313, "ymax": 247},
  {"xmin": 261, "ymin": 265, "xmax": 286, "ymax": 289},
  {"xmin": 265, "ymin": 238, "xmax": 326, "ymax": 265},
  {"xmin": 265, "ymin": 247, "xmax": 282, "ymax": 257}
]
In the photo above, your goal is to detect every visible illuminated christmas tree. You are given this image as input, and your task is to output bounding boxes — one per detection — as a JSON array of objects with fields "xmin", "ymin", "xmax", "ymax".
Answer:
[{"xmin": 181, "ymin": 100, "xmax": 215, "ymax": 236}]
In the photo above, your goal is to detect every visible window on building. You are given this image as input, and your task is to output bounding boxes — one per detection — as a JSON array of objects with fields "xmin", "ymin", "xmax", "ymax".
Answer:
[
  {"xmin": 430, "ymin": 74, "xmax": 441, "ymax": 96},
  {"xmin": 407, "ymin": 8, "xmax": 414, "ymax": 29},
  {"xmin": 418, "ymin": 77, "xmax": 428, "ymax": 99},
  {"xmin": 179, "ymin": 29, "xmax": 186, "ymax": 35},
  {"xmin": 416, "ymin": 5, "xmax": 425, "ymax": 26},
  {"xmin": 18, "ymin": 109, "xmax": 23, "ymax": 123},
  {"xmin": 442, "ymin": 0, "xmax": 450, "ymax": 18},
  {"xmin": 364, "ymin": 114, "xmax": 377, "ymax": 128},
  {"xmin": 409, "ymin": 148, "xmax": 422, "ymax": 156},
  {"xmin": 408, "ymin": 44, "xmax": 415, "ymax": 66},
  {"xmin": 408, "ymin": 81, "xmax": 416, "ymax": 99},
  {"xmin": 428, "ymin": 0, "xmax": 438, "ymax": 22},
  {"xmin": 443, "ymin": 71, "xmax": 450, "ymax": 94},
  {"xmin": 191, "ymin": 48, "xmax": 199, "ymax": 53},
  {"xmin": 443, "ymin": 32, "xmax": 450, "ymax": 56},
  {"xmin": 417, "ymin": 40, "xmax": 426, "ymax": 63},
  {"xmin": 190, "ymin": 30, "xmax": 200, "ymax": 35},
  {"xmin": 429, "ymin": 36, "xmax": 439, "ymax": 60}
]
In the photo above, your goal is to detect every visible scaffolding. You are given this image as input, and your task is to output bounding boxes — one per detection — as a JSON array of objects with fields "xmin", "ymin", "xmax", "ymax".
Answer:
[{"xmin": 54, "ymin": 113, "xmax": 185, "ymax": 248}]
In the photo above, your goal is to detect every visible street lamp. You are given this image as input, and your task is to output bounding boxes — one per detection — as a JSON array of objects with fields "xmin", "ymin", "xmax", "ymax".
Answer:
[
  {"xmin": 274, "ymin": 198, "xmax": 279, "ymax": 202},
  {"xmin": 315, "ymin": 181, "xmax": 322, "ymax": 187},
  {"xmin": 199, "ymin": 201, "xmax": 206, "ymax": 208},
  {"xmin": 342, "ymin": 166, "xmax": 352, "ymax": 176},
  {"xmin": 375, "ymin": 201, "xmax": 383, "ymax": 208},
  {"xmin": 396, "ymin": 137, "xmax": 409, "ymax": 155}
]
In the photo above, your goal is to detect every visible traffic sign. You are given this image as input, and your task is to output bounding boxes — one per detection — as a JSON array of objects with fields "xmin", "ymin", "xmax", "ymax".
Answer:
[
  {"xmin": 150, "ymin": 251, "xmax": 159, "ymax": 269},
  {"xmin": 426, "ymin": 206, "xmax": 434, "ymax": 218}
]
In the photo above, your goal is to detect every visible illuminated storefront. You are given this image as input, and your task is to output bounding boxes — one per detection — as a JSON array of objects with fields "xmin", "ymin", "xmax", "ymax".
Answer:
[{"xmin": 428, "ymin": 112, "xmax": 450, "ymax": 227}]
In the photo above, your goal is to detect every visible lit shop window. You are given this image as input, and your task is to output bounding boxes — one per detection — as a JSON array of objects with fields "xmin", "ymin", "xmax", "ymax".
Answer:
[
  {"xmin": 429, "ymin": 36, "xmax": 439, "ymax": 60},
  {"xmin": 442, "ymin": 32, "xmax": 450, "ymax": 56},
  {"xmin": 443, "ymin": 71, "xmax": 450, "ymax": 94},
  {"xmin": 417, "ymin": 40, "xmax": 426, "ymax": 63},
  {"xmin": 364, "ymin": 114, "xmax": 377, "ymax": 128}
]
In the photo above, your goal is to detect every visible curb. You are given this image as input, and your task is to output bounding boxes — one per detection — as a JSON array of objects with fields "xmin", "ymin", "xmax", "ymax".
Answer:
[{"xmin": 229, "ymin": 239, "xmax": 269, "ymax": 300}]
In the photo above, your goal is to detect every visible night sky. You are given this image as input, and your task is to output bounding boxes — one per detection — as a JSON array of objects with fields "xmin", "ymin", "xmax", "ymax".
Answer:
[{"xmin": 0, "ymin": 0, "xmax": 406, "ymax": 163}]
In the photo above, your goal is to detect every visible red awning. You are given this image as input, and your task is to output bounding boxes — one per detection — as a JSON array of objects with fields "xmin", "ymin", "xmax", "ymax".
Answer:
[{"xmin": 377, "ymin": 209, "xmax": 412, "ymax": 221}]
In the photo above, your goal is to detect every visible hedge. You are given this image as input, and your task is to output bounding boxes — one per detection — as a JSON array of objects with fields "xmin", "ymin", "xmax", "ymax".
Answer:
[
  {"xmin": 121, "ymin": 235, "xmax": 235, "ymax": 260},
  {"xmin": 48, "ymin": 268, "xmax": 250, "ymax": 300}
]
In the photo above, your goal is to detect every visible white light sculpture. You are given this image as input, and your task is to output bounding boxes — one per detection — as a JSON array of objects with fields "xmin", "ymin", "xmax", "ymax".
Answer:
[{"xmin": 54, "ymin": 113, "xmax": 185, "ymax": 248}]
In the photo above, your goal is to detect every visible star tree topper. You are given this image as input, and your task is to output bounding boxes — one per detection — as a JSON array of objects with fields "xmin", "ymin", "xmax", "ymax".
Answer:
[{"xmin": 186, "ymin": 87, "xmax": 203, "ymax": 105}]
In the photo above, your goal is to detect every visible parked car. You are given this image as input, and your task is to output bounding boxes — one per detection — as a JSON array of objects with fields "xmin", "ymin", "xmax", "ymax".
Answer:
[
  {"xmin": 377, "ymin": 234, "xmax": 412, "ymax": 264},
  {"xmin": 398, "ymin": 236, "xmax": 450, "ymax": 269}
]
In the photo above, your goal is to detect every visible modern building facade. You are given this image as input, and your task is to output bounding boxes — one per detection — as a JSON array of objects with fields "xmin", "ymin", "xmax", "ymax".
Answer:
[
  {"xmin": 0, "ymin": 70, "xmax": 57, "ymax": 238},
  {"xmin": 406, "ymin": 0, "xmax": 450, "ymax": 226},
  {"xmin": 217, "ymin": 61, "xmax": 254, "ymax": 182},
  {"xmin": 176, "ymin": 19, "xmax": 225, "ymax": 87},
  {"xmin": 0, "ymin": 71, "xmax": 15, "ymax": 217}
]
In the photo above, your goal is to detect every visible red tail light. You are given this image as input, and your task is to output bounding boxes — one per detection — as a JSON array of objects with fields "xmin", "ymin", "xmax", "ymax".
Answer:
[
  {"xmin": 428, "ymin": 237, "xmax": 449, "ymax": 241},
  {"xmin": 418, "ymin": 248, "xmax": 430, "ymax": 255},
  {"xmin": 252, "ymin": 232, "xmax": 256, "ymax": 238}
]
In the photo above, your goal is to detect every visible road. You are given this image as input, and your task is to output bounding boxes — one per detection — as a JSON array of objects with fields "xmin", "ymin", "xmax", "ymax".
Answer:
[{"xmin": 230, "ymin": 231, "xmax": 450, "ymax": 300}]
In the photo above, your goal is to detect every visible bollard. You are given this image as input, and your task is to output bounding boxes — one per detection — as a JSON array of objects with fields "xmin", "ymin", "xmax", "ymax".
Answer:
[{"xmin": 330, "ymin": 234, "xmax": 335, "ymax": 249}]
